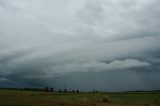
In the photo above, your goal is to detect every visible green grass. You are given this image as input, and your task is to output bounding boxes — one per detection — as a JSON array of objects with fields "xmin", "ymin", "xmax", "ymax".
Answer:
[
  {"xmin": 107, "ymin": 93, "xmax": 160, "ymax": 106},
  {"xmin": 0, "ymin": 90, "xmax": 160, "ymax": 106}
]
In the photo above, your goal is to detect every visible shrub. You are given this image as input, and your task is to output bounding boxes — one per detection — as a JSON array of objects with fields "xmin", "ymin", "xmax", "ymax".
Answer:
[{"xmin": 102, "ymin": 96, "xmax": 110, "ymax": 103}]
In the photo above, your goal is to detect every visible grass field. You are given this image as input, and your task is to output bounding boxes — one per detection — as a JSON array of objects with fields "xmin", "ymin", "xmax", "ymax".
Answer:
[{"xmin": 0, "ymin": 90, "xmax": 160, "ymax": 106}]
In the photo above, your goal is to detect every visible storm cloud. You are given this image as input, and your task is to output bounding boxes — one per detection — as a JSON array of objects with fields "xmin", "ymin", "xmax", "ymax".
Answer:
[{"xmin": 0, "ymin": 0, "xmax": 160, "ymax": 91}]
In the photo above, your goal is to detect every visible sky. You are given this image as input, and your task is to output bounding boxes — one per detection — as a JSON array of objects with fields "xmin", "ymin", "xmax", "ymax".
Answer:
[{"xmin": 0, "ymin": 0, "xmax": 160, "ymax": 91}]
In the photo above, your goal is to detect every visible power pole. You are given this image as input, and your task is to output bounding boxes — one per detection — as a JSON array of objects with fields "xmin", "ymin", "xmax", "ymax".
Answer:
[
  {"xmin": 65, "ymin": 81, "xmax": 67, "ymax": 90},
  {"xmin": 64, "ymin": 81, "xmax": 67, "ymax": 93}
]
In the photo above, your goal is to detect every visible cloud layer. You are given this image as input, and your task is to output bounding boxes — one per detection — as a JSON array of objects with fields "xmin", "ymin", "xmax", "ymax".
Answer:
[{"xmin": 0, "ymin": 0, "xmax": 160, "ymax": 90}]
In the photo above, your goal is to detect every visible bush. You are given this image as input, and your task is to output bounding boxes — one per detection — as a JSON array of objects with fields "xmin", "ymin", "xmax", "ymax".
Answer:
[{"xmin": 102, "ymin": 96, "xmax": 110, "ymax": 103}]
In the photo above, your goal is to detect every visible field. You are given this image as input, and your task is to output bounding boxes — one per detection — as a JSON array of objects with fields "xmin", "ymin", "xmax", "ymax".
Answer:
[{"xmin": 0, "ymin": 90, "xmax": 160, "ymax": 106}]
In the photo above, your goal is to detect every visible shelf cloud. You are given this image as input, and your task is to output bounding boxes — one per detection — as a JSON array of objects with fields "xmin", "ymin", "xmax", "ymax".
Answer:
[{"xmin": 0, "ymin": 0, "xmax": 160, "ymax": 90}]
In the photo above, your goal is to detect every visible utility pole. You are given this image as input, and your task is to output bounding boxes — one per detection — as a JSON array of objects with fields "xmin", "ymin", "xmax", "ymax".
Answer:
[
  {"xmin": 65, "ymin": 81, "xmax": 67, "ymax": 90},
  {"xmin": 64, "ymin": 81, "xmax": 67, "ymax": 93}
]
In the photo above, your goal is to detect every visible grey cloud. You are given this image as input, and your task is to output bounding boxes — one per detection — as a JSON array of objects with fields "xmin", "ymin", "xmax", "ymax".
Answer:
[
  {"xmin": 53, "ymin": 59, "xmax": 151, "ymax": 73},
  {"xmin": 0, "ymin": 0, "xmax": 160, "ymax": 90}
]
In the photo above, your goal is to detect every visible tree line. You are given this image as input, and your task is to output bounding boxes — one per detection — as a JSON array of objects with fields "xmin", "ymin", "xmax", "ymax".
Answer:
[{"xmin": 44, "ymin": 87, "xmax": 80, "ymax": 93}]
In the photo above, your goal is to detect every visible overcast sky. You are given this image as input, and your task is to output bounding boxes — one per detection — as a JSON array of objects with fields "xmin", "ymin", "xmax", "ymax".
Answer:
[{"xmin": 0, "ymin": 0, "xmax": 160, "ymax": 91}]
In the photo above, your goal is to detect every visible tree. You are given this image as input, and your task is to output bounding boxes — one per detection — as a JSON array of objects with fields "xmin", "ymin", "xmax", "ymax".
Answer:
[
  {"xmin": 44, "ymin": 87, "xmax": 49, "ymax": 92},
  {"xmin": 72, "ymin": 90, "xmax": 75, "ymax": 93},
  {"xmin": 50, "ymin": 87, "xmax": 54, "ymax": 92},
  {"xmin": 58, "ymin": 89, "xmax": 62, "ymax": 93},
  {"xmin": 76, "ymin": 89, "xmax": 79, "ymax": 93},
  {"xmin": 64, "ymin": 89, "xmax": 67, "ymax": 93}
]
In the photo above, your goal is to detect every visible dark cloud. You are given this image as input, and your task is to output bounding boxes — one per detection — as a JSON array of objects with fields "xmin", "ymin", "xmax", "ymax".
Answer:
[{"xmin": 0, "ymin": 0, "xmax": 160, "ymax": 91}]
